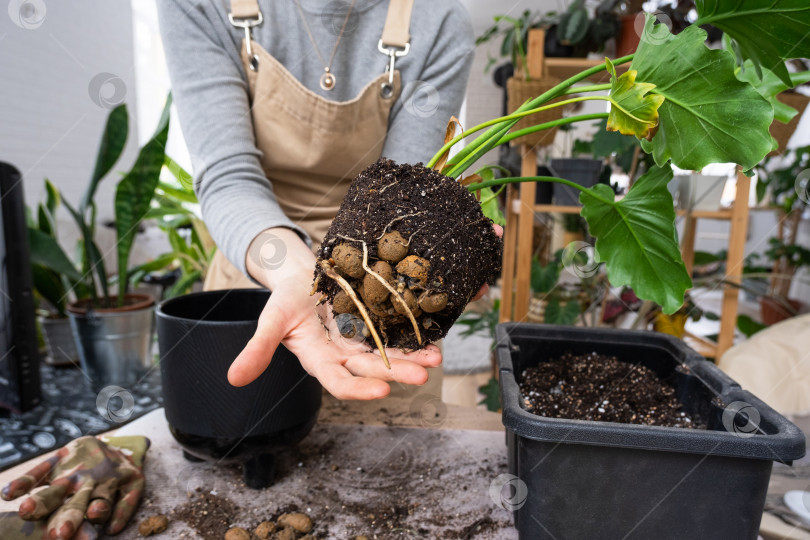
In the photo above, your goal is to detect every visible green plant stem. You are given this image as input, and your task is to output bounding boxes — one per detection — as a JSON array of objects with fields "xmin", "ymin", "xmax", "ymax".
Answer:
[
  {"xmin": 559, "ymin": 83, "xmax": 612, "ymax": 94},
  {"xmin": 467, "ymin": 176, "xmax": 614, "ymax": 207},
  {"xmin": 427, "ymin": 54, "xmax": 634, "ymax": 175},
  {"xmin": 498, "ymin": 113, "xmax": 609, "ymax": 145},
  {"xmin": 428, "ymin": 97, "xmax": 608, "ymax": 170},
  {"xmin": 479, "ymin": 185, "xmax": 506, "ymax": 205}
]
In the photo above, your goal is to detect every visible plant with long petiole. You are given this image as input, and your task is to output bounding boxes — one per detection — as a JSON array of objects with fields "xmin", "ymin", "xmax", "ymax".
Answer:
[
  {"xmin": 434, "ymin": 6, "xmax": 809, "ymax": 314},
  {"xmin": 314, "ymin": 5, "xmax": 810, "ymax": 362}
]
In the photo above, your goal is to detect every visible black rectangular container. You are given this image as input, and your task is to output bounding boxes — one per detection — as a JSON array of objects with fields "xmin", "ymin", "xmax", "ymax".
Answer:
[{"xmin": 496, "ymin": 323, "xmax": 806, "ymax": 540}]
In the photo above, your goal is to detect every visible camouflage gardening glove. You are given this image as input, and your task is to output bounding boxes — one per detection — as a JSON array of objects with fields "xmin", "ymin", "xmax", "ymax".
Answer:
[
  {"xmin": 0, "ymin": 511, "xmax": 97, "ymax": 540},
  {"xmin": 0, "ymin": 435, "xmax": 150, "ymax": 539}
]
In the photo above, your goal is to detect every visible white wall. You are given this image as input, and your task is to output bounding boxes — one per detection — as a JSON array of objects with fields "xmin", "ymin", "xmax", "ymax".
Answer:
[
  {"xmin": 1, "ymin": 0, "xmax": 139, "ymax": 218},
  {"xmin": 0, "ymin": 0, "xmax": 140, "ymax": 270}
]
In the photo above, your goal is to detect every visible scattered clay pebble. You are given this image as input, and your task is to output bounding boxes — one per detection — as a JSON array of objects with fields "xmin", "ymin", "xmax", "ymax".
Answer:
[
  {"xmin": 332, "ymin": 243, "xmax": 364, "ymax": 278},
  {"xmin": 254, "ymin": 521, "xmax": 276, "ymax": 539},
  {"xmin": 272, "ymin": 527, "xmax": 296, "ymax": 540},
  {"xmin": 331, "ymin": 464, "xmax": 338, "ymax": 471},
  {"xmin": 224, "ymin": 527, "xmax": 250, "ymax": 540},
  {"xmin": 332, "ymin": 290, "xmax": 356, "ymax": 314},
  {"xmin": 396, "ymin": 255, "xmax": 430, "ymax": 288},
  {"xmin": 378, "ymin": 231, "xmax": 408, "ymax": 263},
  {"xmin": 393, "ymin": 288, "xmax": 421, "ymax": 317},
  {"xmin": 138, "ymin": 514, "xmax": 169, "ymax": 536},
  {"xmin": 362, "ymin": 261, "xmax": 393, "ymax": 304},
  {"xmin": 277, "ymin": 513, "xmax": 313, "ymax": 533},
  {"xmin": 418, "ymin": 291, "xmax": 448, "ymax": 313},
  {"xmin": 355, "ymin": 536, "xmax": 370, "ymax": 540}
]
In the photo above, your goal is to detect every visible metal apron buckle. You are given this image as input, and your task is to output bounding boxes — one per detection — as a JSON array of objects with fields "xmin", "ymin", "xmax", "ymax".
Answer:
[
  {"xmin": 229, "ymin": 11, "xmax": 264, "ymax": 71},
  {"xmin": 378, "ymin": 39, "xmax": 409, "ymax": 99}
]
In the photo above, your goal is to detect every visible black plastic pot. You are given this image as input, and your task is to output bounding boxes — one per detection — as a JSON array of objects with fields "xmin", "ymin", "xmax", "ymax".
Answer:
[
  {"xmin": 156, "ymin": 289, "xmax": 321, "ymax": 489},
  {"xmin": 549, "ymin": 158, "xmax": 603, "ymax": 206},
  {"xmin": 496, "ymin": 323, "xmax": 805, "ymax": 540}
]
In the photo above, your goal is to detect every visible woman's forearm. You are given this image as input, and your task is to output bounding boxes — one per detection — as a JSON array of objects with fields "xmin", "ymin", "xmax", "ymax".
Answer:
[{"xmin": 245, "ymin": 227, "xmax": 316, "ymax": 290}]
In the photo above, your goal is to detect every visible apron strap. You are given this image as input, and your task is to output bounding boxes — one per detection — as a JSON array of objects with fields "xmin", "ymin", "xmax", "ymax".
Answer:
[
  {"xmin": 228, "ymin": 0, "xmax": 263, "ymax": 71},
  {"xmin": 378, "ymin": 0, "xmax": 414, "ymax": 98},
  {"xmin": 380, "ymin": 0, "xmax": 414, "ymax": 50},
  {"xmin": 230, "ymin": 0, "xmax": 260, "ymax": 20}
]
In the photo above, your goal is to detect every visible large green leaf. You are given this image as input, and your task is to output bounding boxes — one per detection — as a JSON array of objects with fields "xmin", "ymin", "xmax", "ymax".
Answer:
[
  {"xmin": 115, "ymin": 95, "xmax": 171, "ymax": 298},
  {"xmin": 736, "ymin": 61, "xmax": 810, "ymax": 123},
  {"xmin": 695, "ymin": 0, "xmax": 810, "ymax": 86},
  {"xmin": 27, "ymin": 228, "xmax": 83, "ymax": 282},
  {"xmin": 580, "ymin": 165, "xmax": 691, "ymax": 314},
  {"xmin": 632, "ymin": 15, "xmax": 774, "ymax": 171},
  {"xmin": 606, "ymin": 58, "xmax": 664, "ymax": 139},
  {"xmin": 82, "ymin": 104, "xmax": 128, "ymax": 212}
]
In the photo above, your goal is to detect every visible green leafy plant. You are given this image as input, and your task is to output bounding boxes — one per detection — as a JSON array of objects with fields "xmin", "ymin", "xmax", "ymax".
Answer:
[
  {"xmin": 132, "ymin": 156, "xmax": 216, "ymax": 298},
  {"xmin": 456, "ymin": 299, "xmax": 500, "ymax": 341},
  {"xmin": 62, "ymin": 96, "xmax": 172, "ymax": 307},
  {"xmin": 426, "ymin": 4, "xmax": 810, "ymax": 315},
  {"xmin": 26, "ymin": 180, "xmax": 86, "ymax": 317},
  {"xmin": 764, "ymin": 237, "xmax": 810, "ymax": 299},
  {"xmin": 476, "ymin": 3, "xmax": 620, "ymax": 77}
]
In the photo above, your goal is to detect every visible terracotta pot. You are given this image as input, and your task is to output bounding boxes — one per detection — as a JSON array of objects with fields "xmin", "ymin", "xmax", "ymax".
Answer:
[
  {"xmin": 616, "ymin": 14, "xmax": 641, "ymax": 57},
  {"xmin": 760, "ymin": 296, "xmax": 803, "ymax": 326},
  {"xmin": 769, "ymin": 92, "xmax": 810, "ymax": 155}
]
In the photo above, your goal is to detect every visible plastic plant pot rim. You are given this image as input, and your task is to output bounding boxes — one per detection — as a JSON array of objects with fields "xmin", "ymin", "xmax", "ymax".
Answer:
[
  {"xmin": 66, "ymin": 293, "xmax": 155, "ymax": 315},
  {"xmin": 496, "ymin": 323, "xmax": 806, "ymax": 463},
  {"xmin": 155, "ymin": 288, "xmax": 269, "ymax": 325}
]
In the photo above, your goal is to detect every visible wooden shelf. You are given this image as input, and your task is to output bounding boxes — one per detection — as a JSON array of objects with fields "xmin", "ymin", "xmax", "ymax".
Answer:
[{"xmin": 677, "ymin": 209, "xmax": 734, "ymax": 220}]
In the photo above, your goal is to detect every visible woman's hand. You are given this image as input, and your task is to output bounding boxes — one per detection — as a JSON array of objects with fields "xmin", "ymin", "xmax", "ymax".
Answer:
[{"xmin": 228, "ymin": 228, "xmax": 441, "ymax": 399}]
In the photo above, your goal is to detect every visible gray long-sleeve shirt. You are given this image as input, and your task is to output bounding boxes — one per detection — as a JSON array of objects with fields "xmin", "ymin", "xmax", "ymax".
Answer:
[{"xmin": 156, "ymin": 0, "xmax": 474, "ymax": 277}]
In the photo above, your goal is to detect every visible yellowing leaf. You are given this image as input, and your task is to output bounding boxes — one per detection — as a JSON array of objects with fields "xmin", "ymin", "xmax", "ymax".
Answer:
[
  {"xmin": 434, "ymin": 116, "xmax": 462, "ymax": 172},
  {"xmin": 606, "ymin": 58, "xmax": 665, "ymax": 140}
]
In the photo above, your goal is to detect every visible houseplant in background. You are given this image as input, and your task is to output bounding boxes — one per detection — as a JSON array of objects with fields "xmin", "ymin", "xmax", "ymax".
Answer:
[
  {"xmin": 130, "ymin": 156, "xmax": 216, "ymax": 299},
  {"xmin": 26, "ymin": 179, "xmax": 86, "ymax": 366},
  {"xmin": 61, "ymin": 96, "xmax": 172, "ymax": 390},
  {"xmin": 760, "ymin": 237, "xmax": 810, "ymax": 324},
  {"xmin": 752, "ymin": 144, "xmax": 810, "ymax": 323}
]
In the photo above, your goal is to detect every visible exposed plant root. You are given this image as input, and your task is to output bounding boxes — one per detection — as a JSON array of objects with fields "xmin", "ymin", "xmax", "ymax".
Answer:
[
  {"xmin": 318, "ymin": 260, "xmax": 390, "ymax": 369},
  {"xmin": 375, "ymin": 212, "xmax": 425, "ymax": 240},
  {"xmin": 360, "ymin": 242, "xmax": 422, "ymax": 346},
  {"xmin": 310, "ymin": 275, "xmax": 321, "ymax": 296}
]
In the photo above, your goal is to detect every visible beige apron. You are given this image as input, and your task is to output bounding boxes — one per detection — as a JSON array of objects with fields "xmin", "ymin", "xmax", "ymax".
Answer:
[{"xmin": 206, "ymin": 0, "xmax": 441, "ymax": 396}]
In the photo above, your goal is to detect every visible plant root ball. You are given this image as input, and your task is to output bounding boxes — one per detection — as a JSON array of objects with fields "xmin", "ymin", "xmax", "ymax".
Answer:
[
  {"xmin": 418, "ymin": 291, "xmax": 448, "ymax": 313},
  {"xmin": 378, "ymin": 231, "xmax": 409, "ymax": 263},
  {"xmin": 314, "ymin": 158, "xmax": 503, "ymax": 350},
  {"xmin": 332, "ymin": 243, "xmax": 364, "ymax": 278},
  {"xmin": 396, "ymin": 255, "xmax": 431, "ymax": 289}
]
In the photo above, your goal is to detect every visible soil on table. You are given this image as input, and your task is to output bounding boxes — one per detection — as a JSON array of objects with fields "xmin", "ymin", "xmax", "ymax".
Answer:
[
  {"xmin": 174, "ymin": 490, "xmax": 240, "ymax": 540},
  {"xmin": 519, "ymin": 352, "xmax": 705, "ymax": 428},
  {"xmin": 314, "ymin": 158, "xmax": 502, "ymax": 350}
]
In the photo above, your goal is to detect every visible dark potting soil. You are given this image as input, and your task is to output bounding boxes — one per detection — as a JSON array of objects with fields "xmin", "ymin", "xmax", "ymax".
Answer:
[
  {"xmin": 174, "ymin": 491, "xmax": 239, "ymax": 540},
  {"xmin": 519, "ymin": 352, "xmax": 705, "ymax": 428},
  {"xmin": 314, "ymin": 158, "xmax": 502, "ymax": 350}
]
